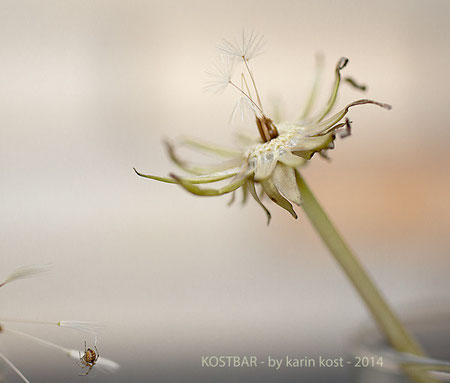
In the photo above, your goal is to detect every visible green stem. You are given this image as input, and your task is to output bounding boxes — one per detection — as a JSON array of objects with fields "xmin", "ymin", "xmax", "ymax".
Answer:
[{"xmin": 295, "ymin": 170, "xmax": 437, "ymax": 383}]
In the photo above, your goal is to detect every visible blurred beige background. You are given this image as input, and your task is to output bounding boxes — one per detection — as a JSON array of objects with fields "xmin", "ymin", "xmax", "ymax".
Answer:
[{"xmin": 0, "ymin": 0, "xmax": 449, "ymax": 382}]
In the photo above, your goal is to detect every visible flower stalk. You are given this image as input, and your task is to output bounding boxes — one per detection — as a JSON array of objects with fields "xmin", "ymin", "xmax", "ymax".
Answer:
[
  {"xmin": 295, "ymin": 170, "xmax": 437, "ymax": 383},
  {"xmin": 136, "ymin": 32, "xmax": 441, "ymax": 382}
]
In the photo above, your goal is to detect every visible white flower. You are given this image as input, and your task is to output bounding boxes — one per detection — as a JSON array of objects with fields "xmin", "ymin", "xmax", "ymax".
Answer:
[{"xmin": 135, "ymin": 33, "xmax": 391, "ymax": 224}]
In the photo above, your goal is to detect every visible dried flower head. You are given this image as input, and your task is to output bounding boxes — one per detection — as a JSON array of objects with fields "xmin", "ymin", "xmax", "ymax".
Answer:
[{"xmin": 135, "ymin": 32, "xmax": 391, "ymax": 224}]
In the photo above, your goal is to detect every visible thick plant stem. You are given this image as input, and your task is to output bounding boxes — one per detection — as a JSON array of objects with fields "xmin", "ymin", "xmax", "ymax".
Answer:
[{"xmin": 295, "ymin": 170, "xmax": 437, "ymax": 383}]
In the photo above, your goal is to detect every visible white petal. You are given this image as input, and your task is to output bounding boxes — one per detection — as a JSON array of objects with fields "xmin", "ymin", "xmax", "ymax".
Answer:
[
  {"xmin": 172, "ymin": 167, "xmax": 251, "ymax": 196},
  {"xmin": 253, "ymin": 152, "xmax": 277, "ymax": 181},
  {"xmin": 271, "ymin": 164, "xmax": 302, "ymax": 205},
  {"xmin": 288, "ymin": 134, "xmax": 333, "ymax": 151},
  {"xmin": 288, "ymin": 133, "xmax": 334, "ymax": 159},
  {"xmin": 278, "ymin": 151, "xmax": 305, "ymax": 167},
  {"xmin": 297, "ymin": 99, "xmax": 391, "ymax": 137},
  {"xmin": 247, "ymin": 180, "xmax": 271, "ymax": 224},
  {"xmin": 260, "ymin": 177, "xmax": 297, "ymax": 219}
]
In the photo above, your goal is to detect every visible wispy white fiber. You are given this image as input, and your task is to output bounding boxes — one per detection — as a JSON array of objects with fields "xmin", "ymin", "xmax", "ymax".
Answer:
[
  {"xmin": 1, "ymin": 264, "xmax": 51, "ymax": 287},
  {"xmin": 217, "ymin": 30, "xmax": 265, "ymax": 61},
  {"xmin": 204, "ymin": 55, "xmax": 235, "ymax": 93}
]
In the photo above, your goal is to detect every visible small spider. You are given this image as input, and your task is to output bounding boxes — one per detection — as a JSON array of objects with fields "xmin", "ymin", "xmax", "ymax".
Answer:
[{"xmin": 78, "ymin": 341, "xmax": 99, "ymax": 376}]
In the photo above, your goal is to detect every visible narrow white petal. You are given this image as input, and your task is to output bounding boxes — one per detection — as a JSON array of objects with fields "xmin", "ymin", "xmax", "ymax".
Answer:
[
  {"xmin": 247, "ymin": 180, "xmax": 271, "ymax": 224},
  {"xmin": 253, "ymin": 152, "xmax": 277, "ymax": 181},
  {"xmin": 278, "ymin": 151, "xmax": 306, "ymax": 167},
  {"xmin": 287, "ymin": 133, "xmax": 334, "ymax": 159},
  {"xmin": 298, "ymin": 99, "xmax": 391, "ymax": 137},
  {"xmin": 134, "ymin": 167, "xmax": 241, "ymax": 185},
  {"xmin": 172, "ymin": 167, "xmax": 251, "ymax": 196},
  {"xmin": 260, "ymin": 177, "xmax": 297, "ymax": 219},
  {"xmin": 271, "ymin": 164, "xmax": 302, "ymax": 206}
]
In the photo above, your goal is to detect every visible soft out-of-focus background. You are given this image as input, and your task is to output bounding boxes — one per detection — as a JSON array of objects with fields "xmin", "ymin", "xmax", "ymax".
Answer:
[{"xmin": 0, "ymin": 0, "xmax": 449, "ymax": 382}]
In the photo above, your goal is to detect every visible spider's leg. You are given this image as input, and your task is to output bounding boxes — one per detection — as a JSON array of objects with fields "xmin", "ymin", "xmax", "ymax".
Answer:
[
  {"xmin": 79, "ymin": 365, "xmax": 92, "ymax": 376},
  {"xmin": 94, "ymin": 345, "xmax": 99, "ymax": 361}
]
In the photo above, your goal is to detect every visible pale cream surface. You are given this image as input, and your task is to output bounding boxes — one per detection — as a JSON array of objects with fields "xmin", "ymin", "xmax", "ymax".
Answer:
[{"xmin": 0, "ymin": 0, "xmax": 449, "ymax": 381}]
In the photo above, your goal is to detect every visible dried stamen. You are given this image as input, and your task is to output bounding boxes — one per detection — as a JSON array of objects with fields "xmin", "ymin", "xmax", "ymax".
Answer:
[{"xmin": 255, "ymin": 116, "xmax": 279, "ymax": 142}]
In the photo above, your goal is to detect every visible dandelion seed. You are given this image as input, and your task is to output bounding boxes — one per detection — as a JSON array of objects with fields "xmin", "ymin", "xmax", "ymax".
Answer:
[
  {"xmin": 57, "ymin": 320, "xmax": 104, "ymax": 335},
  {"xmin": 217, "ymin": 30, "xmax": 266, "ymax": 61},
  {"xmin": 57, "ymin": 320, "xmax": 104, "ymax": 344},
  {"xmin": 0, "ymin": 318, "xmax": 103, "ymax": 340},
  {"xmin": 0, "ymin": 264, "xmax": 51, "ymax": 288},
  {"xmin": 204, "ymin": 55, "xmax": 235, "ymax": 93}
]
